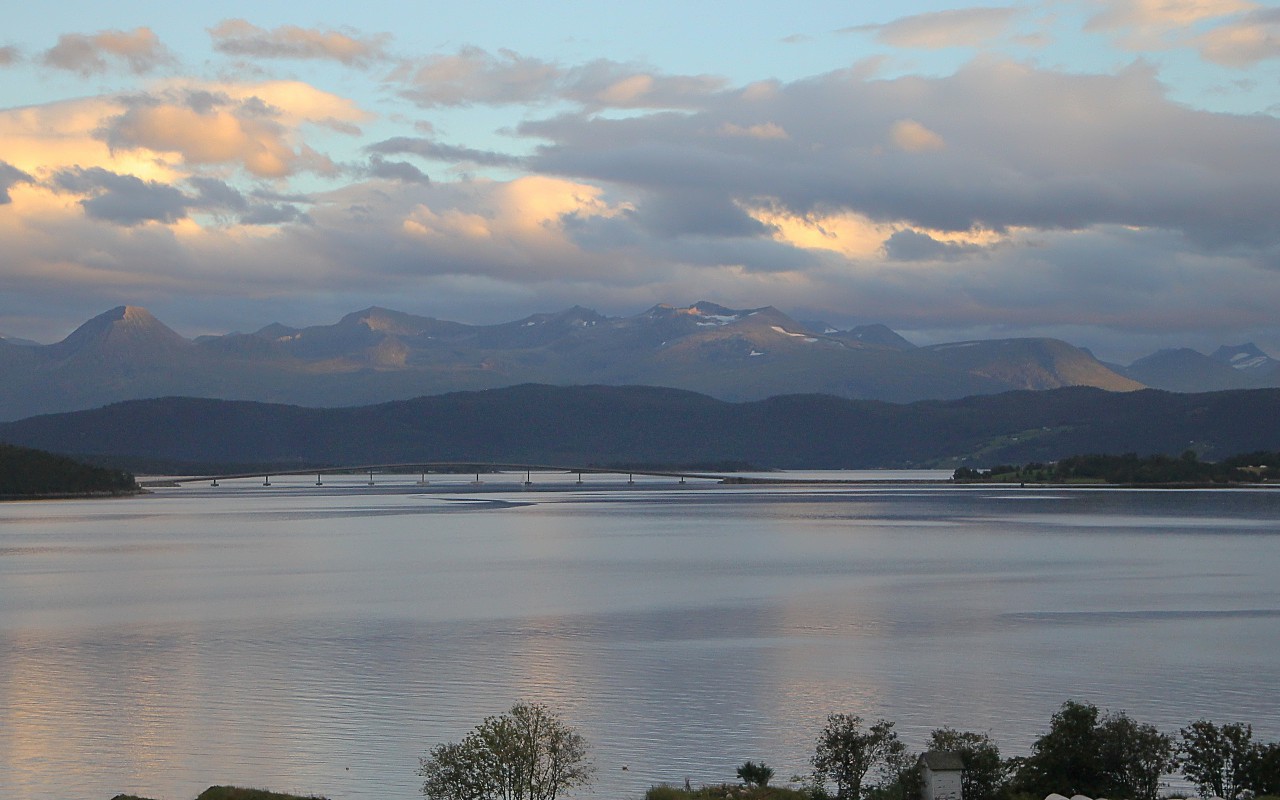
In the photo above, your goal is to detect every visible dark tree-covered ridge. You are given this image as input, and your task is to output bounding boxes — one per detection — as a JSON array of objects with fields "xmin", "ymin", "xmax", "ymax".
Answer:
[{"xmin": 0, "ymin": 443, "xmax": 136, "ymax": 497}]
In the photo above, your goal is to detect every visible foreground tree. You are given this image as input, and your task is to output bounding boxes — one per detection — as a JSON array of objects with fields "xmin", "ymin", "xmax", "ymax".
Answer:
[
  {"xmin": 418, "ymin": 702, "xmax": 594, "ymax": 800},
  {"xmin": 927, "ymin": 728, "xmax": 1007, "ymax": 800},
  {"xmin": 811, "ymin": 714, "xmax": 905, "ymax": 800},
  {"xmin": 737, "ymin": 761, "xmax": 775, "ymax": 788},
  {"xmin": 1013, "ymin": 700, "xmax": 1106, "ymax": 797},
  {"xmin": 1180, "ymin": 720, "xmax": 1255, "ymax": 800},
  {"xmin": 1097, "ymin": 712, "xmax": 1176, "ymax": 800}
]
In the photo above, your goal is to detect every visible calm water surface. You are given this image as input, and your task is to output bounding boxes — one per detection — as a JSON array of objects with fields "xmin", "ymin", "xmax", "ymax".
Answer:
[{"xmin": 1, "ymin": 474, "xmax": 1278, "ymax": 800}]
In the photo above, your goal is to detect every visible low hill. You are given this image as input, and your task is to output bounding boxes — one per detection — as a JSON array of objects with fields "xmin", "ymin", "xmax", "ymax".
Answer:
[
  {"xmin": 0, "ymin": 443, "xmax": 137, "ymax": 497},
  {"xmin": 2, "ymin": 385, "xmax": 1278, "ymax": 471}
]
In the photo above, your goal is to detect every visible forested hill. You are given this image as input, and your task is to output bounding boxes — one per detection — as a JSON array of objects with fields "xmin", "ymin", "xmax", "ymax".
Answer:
[
  {"xmin": 0, "ymin": 443, "xmax": 137, "ymax": 497},
  {"xmin": 1, "ymin": 384, "xmax": 1278, "ymax": 472}
]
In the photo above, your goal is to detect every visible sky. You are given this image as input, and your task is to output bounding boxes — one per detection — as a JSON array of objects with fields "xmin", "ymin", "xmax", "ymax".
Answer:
[{"xmin": 1, "ymin": 0, "xmax": 1279, "ymax": 361}]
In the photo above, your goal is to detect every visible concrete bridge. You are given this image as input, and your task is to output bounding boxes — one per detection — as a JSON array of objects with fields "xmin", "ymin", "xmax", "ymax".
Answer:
[{"xmin": 143, "ymin": 461, "xmax": 738, "ymax": 488}]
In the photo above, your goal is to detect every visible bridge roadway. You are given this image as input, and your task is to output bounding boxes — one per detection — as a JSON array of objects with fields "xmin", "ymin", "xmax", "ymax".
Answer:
[{"xmin": 145, "ymin": 461, "xmax": 739, "ymax": 488}]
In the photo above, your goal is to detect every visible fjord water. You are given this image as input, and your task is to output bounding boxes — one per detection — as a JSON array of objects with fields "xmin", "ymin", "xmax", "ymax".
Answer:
[{"xmin": 2, "ymin": 477, "xmax": 1279, "ymax": 800}]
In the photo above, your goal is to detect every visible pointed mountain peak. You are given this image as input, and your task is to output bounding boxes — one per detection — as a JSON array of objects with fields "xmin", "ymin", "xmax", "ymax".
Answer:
[{"xmin": 54, "ymin": 305, "xmax": 189, "ymax": 356}]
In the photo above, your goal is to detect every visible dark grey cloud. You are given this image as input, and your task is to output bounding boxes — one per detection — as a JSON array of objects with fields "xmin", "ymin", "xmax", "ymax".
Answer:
[
  {"xmin": 521, "ymin": 59, "xmax": 1280, "ymax": 257},
  {"xmin": 240, "ymin": 203, "xmax": 306, "ymax": 225},
  {"xmin": 883, "ymin": 229, "xmax": 983, "ymax": 261},
  {"xmin": 367, "ymin": 136, "xmax": 523, "ymax": 168},
  {"xmin": 367, "ymin": 156, "xmax": 431, "ymax": 184},
  {"xmin": 0, "ymin": 161, "xmax": 34, "ymax": 204},
  {"xmin": 54, "ymin": 167, "xmax": 189, "ymax": 225},
  {"xmin": 188, "ymin": 177, "xmax": 248, "ymax": 211},
  {"xmin": 209, "ymin": 19, "xmax": 389, "ymax": 66},
  {"xmin": 42, "ymin": 27, "xmax": 173, "ymax": 75}
]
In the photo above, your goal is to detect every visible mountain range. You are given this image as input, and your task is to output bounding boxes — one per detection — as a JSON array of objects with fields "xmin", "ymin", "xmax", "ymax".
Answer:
[{"xmin": 0, "ymin": 301, "xmax": 1275, "ymax": 421}]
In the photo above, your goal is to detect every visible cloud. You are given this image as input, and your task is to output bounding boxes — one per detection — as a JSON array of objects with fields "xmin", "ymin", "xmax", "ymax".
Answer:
[
  {"xmin": 393, "ymin": 46, "xmax": 725, "ymax": 109},
  {"xmin": 367, "ymin": 136, "xmax": 523, "ymax": 167},
  {"xmin": 719, "ymin": 122, "xmax": 789, "ymax": 140},
  {"xmin": 54, "ymin": 167, "xmax": 189, "ymax": 225},
  {"xmin": 882, "ymin": 229, "xmax": 983, "ymax": 260},
  {"xmin": 848, "ymin": 7, "xmax": 1022, "ymax": 48},
  {"xmin": 209, "ymin": 19, "xmax": 389, "ymax": 66},
  {"xmin": 96, "ymin": 82, "xmax": 366, "ymax": 177},
  {"xmin": 889, "ymin": 119, "xmax": 945, "ymax": 152},
  {"xmin": 1195, "ymin": 8, "xmax": 1280, "ymax": 66},
  {"xmin": 42, "ymin": 27, "xmax": 173, "ymax": 76},
  {"xmin": 367, "ymin": 156, "xmax": 430, "ymax": 184},
  {"xmin": 0, "ymin": 161, "xmax": 33, "ymax": 203},
  {"xmin": 396, "ymin": 46, "xmax": 562, "ymax": 107},
  {"xmin": 0, "ymin": 46, "xmax": 19, "ymax": 66},
  {"xmin": 521, "ymin": 58, "xmax": 1280, "ymax": 252},
  {"xmin": 1085, "ymin": 0, "xmax": 1259, "ymax": 52}
]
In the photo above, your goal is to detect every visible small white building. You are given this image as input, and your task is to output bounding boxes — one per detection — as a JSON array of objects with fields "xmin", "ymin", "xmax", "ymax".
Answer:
[{"xmin": 919, "ymin": 751, "xmax": 964, "ymax": 800}]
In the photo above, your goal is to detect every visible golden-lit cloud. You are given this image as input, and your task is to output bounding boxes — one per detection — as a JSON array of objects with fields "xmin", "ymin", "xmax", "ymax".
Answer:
[
  {"xmin": 42, "ymin": 27, "xmax": 173, "ymax": 75},
  {"xmin": 748, "ymin": 203, "xmax": 1009, "ymax": 261},
  {"xmin": 848, "ymin": 7, "xmax": 1022, "ymax": 49},
  {"xmin": 1, "ymin": 81, "xmax": 367, "ymax": 183},
  {"xmin": 403, "ymin": 176, "xmax": 625, "ymax": 255},
  {"xmin": 1195, "ymin": 9, "xmax": 1280, "ymax": 65},
  {"xmin": 720, "ymin": 122, "xmax": 789, "ymax": 140},
  {"xmin": 1086, "ymin": 0, "xmax": 1259, "ymax": 50},
  {"xmin": 889, "ymin": 119, "xmax": 946, "ymax": 152},
  {"xmin": 209, "ymin": 19, "xmax": 389, "ymax": 66}
]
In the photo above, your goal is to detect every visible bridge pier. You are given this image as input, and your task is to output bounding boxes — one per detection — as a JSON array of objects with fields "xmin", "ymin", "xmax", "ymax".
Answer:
[
  {"xmin": 523, "ymin": 469, "xmax": 533, "ymax": 487},
  {"xmin": 263, "ymin": 475, "xmax": 271, "ymax": 486},
  {"xmin": 316, "ymin": 472, "xmax": 323, "ymax": 486},
  {"xmin": 368, "ymin": 469, "xmax": 375, "ymax": 486},
  {"xmin": 211, "ymin": 478, "xmax": 218, "ymax": 487},
  {"xmin": 628, "ymin": 473, "xmax": 635, "ymax": 485},
  {"xmin": 576, "ymin": 471, "xmax": 583, "ymax": 485}
]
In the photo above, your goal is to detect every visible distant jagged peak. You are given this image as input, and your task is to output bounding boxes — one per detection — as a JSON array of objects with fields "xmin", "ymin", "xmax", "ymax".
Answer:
[
  {"xmin": 842, "ymin": 323, "xmax": 916, "ymax": 350},
  {"xmin": 1211, "ymin": 342, "xmax": 1275, "ymax": 371},
  {"xmin": 254, "ymin": 322, "xmax": 300, "ymax": 341},
  {"xmin": 512, "ymin": 304, "xmax": 608, "ymax": 328},
  {"xmin": 639, "ymin": 300, "xmax": 780, "ymax": 327}
]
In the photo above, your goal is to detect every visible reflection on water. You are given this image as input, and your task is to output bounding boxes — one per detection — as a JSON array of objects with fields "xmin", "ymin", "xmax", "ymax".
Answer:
[{"xmin": 1, "ymin": 479, "xmax": 1279, "ymax": 800}]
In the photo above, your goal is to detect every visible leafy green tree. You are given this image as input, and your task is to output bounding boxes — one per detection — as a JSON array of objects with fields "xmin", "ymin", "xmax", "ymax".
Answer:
[
  {"xmin": 1096, "ymin": 712, "xmax": 1176, "ymax": 800},
  {"xmin": 737, "ymin": 761, "xmax": 775, "ymax": 788},
  {"xmin": 1180, "ymin": 720, "xmax": 1255, "ymax": 800},
  {"xmin": 927, "ymin": 728, "xmax": 1007, "ymax": 800},
  {"xmin": 1250, "ymin": 742, "xmax": 1280, "ymax": 796},
  {"xmin": 418, "ymin": 703, "xmax": 594, "ymax": 800},
  {"xmin": 1013, "ymin": 700, "xmax": 1105, "ymax": 797},
  {"xmin": 811, "ymin": 714, "xmax": 905, "ymax": 800}
]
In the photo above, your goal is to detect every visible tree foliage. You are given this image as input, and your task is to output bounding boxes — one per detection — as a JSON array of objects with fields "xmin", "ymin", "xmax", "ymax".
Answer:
[
  {"xmin": 1096, "ymin": 712, "xmax": 1176, "ymax": 800},
  {"xmin": 927, "ymin": 728, "xmax": 1007, "ymax": 800},
  {"xmin": 811, "ymin": 714, "xmax": 905, "ymax": 800},
  {"xmin": 1180, "ymin": 720, "xmax": 1255, "ymax": 800},
  {"xmin": 1014, "ymin": 700, "xmax": 1105, "ymax": 797},
  {"xmin": 1012, "ymin": 701, "xmax": 1175, "ymax": 800},
  {"xmin": 737, "ymin": 761, "xmax": 775, "ymax": 788},
  {"xmin": 418, "ymin": 703, "xmax": 594, "ymax": 800}
]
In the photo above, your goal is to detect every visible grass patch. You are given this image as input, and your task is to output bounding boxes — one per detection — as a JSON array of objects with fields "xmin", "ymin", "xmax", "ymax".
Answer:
[
  {"xmin": 195, "ymin": 788, "xmax": 330, "ymax": 800},
  {"xmin": 647, "ymin": 784, "xmax": 810, "ymax": 800}
]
